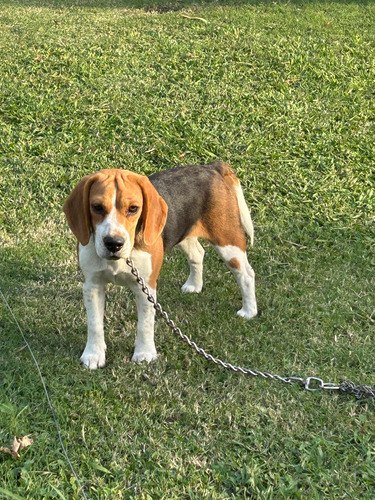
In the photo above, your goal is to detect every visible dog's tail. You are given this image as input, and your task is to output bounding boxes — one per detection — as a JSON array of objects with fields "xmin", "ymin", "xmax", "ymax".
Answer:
[{"xmin": 218, "ymin": 162, "xmax": 254, "ymax": 246}]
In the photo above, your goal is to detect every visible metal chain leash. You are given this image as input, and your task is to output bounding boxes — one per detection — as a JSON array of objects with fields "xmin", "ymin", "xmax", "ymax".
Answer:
[{"xmin": 126, "ymin": 258, "xmax": 375, "ymax": 400}]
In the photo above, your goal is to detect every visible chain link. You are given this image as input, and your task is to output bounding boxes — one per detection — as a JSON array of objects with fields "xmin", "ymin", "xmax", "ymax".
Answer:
[
  {"xmin": 338, "ymin": 381, "xmax": 375, "ymax": 399},
  {"xmin": 126, "ymin": 258, "xmax": 374, "ymax": 400}
]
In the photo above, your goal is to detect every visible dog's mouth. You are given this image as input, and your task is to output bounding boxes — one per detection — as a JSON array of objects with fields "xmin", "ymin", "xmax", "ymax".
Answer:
[{"xmin": 95, "ymin": 236, "xmax": 130, "ymax": 261}]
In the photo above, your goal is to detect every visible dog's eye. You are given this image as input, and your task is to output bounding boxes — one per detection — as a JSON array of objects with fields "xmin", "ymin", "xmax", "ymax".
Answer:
[
  {"xmin": 127, "ymin": 206, "xmax": 139, "ymax": 215},
  {"xmin": 92, "ymin": 204, "xmax": 106, "ymax": 215}
]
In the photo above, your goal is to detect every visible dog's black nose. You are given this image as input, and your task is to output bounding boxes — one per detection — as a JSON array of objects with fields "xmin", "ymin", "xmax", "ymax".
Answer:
[{"xmin": 103, "ymin": 236, "xmax": 125, "ymax": 253}]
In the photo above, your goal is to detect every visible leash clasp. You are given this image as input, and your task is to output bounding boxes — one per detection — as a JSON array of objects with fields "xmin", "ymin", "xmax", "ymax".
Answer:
[{"xmin": 304, "ymin": 377, "xmax": 340, "ymax": 392}]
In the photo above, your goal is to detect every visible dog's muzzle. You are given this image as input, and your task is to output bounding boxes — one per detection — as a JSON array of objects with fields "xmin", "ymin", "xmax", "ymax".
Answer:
[{"xmin": 103, "ymin": 235, "xmax": 125, "ymax": 259}]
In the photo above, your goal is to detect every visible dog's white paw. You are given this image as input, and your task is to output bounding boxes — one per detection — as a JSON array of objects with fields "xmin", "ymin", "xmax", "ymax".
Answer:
[
  {"xmin": 181, "ymin": 281, "xmax": 202, "ymax": 293},
  {"xmin": 131, "ymin": 350, "xmax": 157, "ymax": 363},
  {"xmin": 80, "ymin": 345, "xmax": 106, "ymax": 370},
  {"xmin": 237, "ymin": 308, "xmax": 257, "ymax": 319}
]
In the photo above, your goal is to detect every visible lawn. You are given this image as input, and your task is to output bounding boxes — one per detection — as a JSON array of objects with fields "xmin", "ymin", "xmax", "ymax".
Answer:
[{"xmin": 0, "ymin": 0, "xmax": 374, "ymax": 498}]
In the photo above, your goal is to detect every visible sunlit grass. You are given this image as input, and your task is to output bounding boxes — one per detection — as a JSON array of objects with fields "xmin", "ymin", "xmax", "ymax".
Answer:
[{"xmin": 0, "ymin": 1, "xmax": 374, "ymax": 498}]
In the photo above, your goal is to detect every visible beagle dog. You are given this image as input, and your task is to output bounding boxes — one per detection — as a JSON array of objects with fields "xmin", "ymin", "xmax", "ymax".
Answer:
[{"xmin": 63, "ymin": 161, "xmax": 257, "ymax": 369}]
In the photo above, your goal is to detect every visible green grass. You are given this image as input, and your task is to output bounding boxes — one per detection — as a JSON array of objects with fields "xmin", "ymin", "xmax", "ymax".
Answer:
[{"xmin": 0, "ymin": 0, "xmax": 374, "ymax": 498}]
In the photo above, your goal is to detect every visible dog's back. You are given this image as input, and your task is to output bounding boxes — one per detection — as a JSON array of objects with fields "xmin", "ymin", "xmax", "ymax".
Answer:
[{"xmin": 149, "ymin": 161, "xmax": 252, "ymax": 250}]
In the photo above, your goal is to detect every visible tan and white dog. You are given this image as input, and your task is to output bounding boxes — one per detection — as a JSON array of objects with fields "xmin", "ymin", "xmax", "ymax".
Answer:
[{"xmin": 63, "ymin": 161, "xmax": 257, "ymax": 369}]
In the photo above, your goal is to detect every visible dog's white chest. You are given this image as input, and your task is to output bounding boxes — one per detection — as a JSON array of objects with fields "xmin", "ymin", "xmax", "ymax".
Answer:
[{"xmin": 79, "ymin": 238, "xmax": 152, "ymax": 286}]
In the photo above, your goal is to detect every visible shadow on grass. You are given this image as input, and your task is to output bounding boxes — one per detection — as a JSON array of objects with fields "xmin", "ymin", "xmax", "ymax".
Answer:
[
  {"xmin": 0, "ymin": 244, "xmax": 80, "ymax": 296},
  {"xmin": 3, "ymin": 0, "xmax": 373, "ymax": 9}
]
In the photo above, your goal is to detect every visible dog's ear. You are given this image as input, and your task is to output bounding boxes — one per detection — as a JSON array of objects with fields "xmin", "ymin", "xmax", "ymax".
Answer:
[
  {"xmin": 63, "ymin": 174, "xmax": 98, "ymax": 245},
  {"xmin": 135, "ymin": 176, "xmax": 168, "ymax": 246}
]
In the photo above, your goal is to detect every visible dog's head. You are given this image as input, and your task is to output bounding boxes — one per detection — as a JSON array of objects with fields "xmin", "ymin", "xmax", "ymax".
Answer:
[{"xmin": 63, "ymin": 169, "xmax": 168, "ymax": 260}]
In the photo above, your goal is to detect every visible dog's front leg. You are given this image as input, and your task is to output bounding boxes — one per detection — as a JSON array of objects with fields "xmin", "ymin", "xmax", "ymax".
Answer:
[
  {"xmin": 131, "ymin": 285, "xmax": 157, "ymax": 363},
  {"xmin": 81, "ymin": 282, "xmax": 106, "ymax": 369}
]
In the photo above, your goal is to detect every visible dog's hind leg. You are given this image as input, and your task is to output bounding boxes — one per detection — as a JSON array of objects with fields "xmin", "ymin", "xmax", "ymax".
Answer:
[
  {"xmin": 178, "ymin": 237, "xmax": 205, "ymax": 293},
  {"xmin": 214, "ymin": 244, "xmax": 257, "ymax": 319}
]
